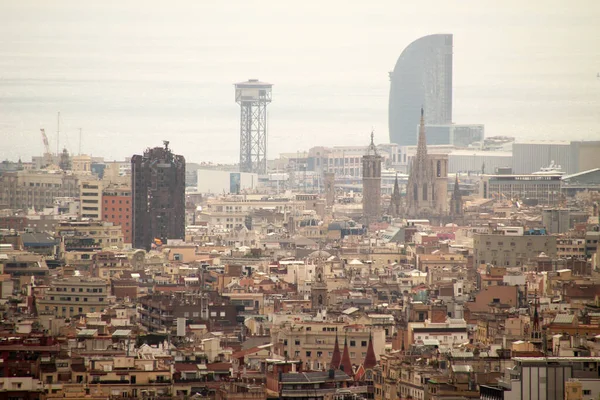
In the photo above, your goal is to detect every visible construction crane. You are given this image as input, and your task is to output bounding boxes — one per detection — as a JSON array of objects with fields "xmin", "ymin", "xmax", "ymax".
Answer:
[
  {"xmin": 40, "ymin": 128, "xmax": 52, "ymax": 166},
  {"xmin": 40, "ymin": 129, "xmax": 50, "ymax": 153}
]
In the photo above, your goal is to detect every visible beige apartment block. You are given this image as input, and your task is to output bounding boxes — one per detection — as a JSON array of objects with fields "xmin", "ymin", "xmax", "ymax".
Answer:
[
  {"xmin": 0, "ymin": 169, "xmax": 79, "ymax": 211},
  {"xmin": 79, "ymin": 179, "xmax": 103, "ymax": 220},
  {"xmin": 200, "ymin": 197, "xmax": 306, "ymax": 229},
  {"xmin": 56, "ymin": 220, "xmax": 124, "ymax": 252},
  {"xmin": 35, "ymin": 276, "xmax": 110, "ymax": 318},
  {"xmin": 473, "ymin": 232, "xmax": 557, "ymax": 268},
  {"xmin": 272, "ymin": 321, "xmax": 385, "ymax": 370},
  {"xmin": 73, "ymin": 356, "xmax": 171, "ymax": 398},
  {"xmin": 71, "ymin": 154, "xmax": 92, "ymax": 174}
]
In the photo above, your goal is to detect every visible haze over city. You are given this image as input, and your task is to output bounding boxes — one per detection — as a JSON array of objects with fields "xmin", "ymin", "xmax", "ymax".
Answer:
[
  {"xmin": 1, "ymin": 0, "xmax": 599, "ymax": 162},
  {"xmin": 4, "ymin": 2, "xmax": 600, "ymax": 400}
]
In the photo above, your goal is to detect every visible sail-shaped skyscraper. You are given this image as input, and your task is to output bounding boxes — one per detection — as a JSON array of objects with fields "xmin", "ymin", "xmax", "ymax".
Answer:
[{"xmin": 389, "ymin": 34, "xmax": 453, "ymax": 146}]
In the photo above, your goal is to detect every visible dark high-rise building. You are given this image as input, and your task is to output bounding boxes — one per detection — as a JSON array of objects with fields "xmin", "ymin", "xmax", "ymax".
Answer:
[
  {"xmin": 389, "ymin": 34, "xmax": 453, "ymax": 146},
  {"xmin": 131, "ymin": 141, "xmax": 185, "ymax": 250}
]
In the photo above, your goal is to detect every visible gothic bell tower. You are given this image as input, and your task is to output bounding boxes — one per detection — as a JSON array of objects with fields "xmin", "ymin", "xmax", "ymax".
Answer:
[{"xmin": 362, "ymin": 131, "xmax": 382, "ymax": 223}]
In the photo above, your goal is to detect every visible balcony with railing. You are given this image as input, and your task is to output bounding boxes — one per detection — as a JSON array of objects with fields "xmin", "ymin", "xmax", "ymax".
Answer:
[{"xmin": 281, "ymin": 387, "xmax": 338, "ymax": 397}]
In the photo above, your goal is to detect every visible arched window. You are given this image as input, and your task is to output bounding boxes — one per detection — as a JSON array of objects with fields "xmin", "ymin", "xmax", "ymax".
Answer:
[
  {"xmin": 422, "ymin": 185, "xmax": 428, "ymax": 200},
  {"xmin": 413, "ymin": 184, "xmax": 418, "ymax": 201}
]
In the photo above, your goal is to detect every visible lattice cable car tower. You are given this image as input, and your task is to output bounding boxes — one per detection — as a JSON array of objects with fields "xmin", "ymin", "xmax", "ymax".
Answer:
[{"xmin": 235, "ymin": 79, "xmax": 272, "ymax": 174}]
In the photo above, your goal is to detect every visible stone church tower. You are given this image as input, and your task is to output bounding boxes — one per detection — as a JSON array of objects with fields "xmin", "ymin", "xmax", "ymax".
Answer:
[
  {"xmin": 311, "ymin": 263, "xmax": 328, "ymax": 312},
  {"xmin": 406, "ymin": 109, "xmax": 448, "ymax": 218},
  {"xmin": 324, "ymin": 172, "xmax": 335, "ymax": 208},
  {"xmin": 362, "ymin": 132, "xmax": 382, "ymax": 223}
]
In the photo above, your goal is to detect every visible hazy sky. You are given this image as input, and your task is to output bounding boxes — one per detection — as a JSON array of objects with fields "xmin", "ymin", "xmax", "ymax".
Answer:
[{"xmin": 1, "ymin": 0, "xmax": 599, "ymax": 163}]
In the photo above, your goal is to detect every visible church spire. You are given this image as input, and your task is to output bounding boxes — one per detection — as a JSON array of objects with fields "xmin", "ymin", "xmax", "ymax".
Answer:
[
  {"xmin": 330, "ymin": 332, "xmax": 341, "ymax": 369},
  {"xmin": 363, "ymin": 331, "xmax": 377, "ymax": 369},
  {"xmin": 451, "ymin": 174, "xmax": 463, "ymax": 216},
  {"xmin": 388, "ymin": 173, "xmax": 402, "ymax": 217},
  {"xmin": 340, "ymin": 334, "xmax": 353, "ymax": 376},
  {"xmin": 367, "ymin": 129, "xmax": 378, "ymax": 155},
  {"xmin": 416, "ymin": 107, "xmax": 428, "ymax": 165},
  {"xmin": 533, "ymin": 290, "xmax": 540, "ymax": 332}
]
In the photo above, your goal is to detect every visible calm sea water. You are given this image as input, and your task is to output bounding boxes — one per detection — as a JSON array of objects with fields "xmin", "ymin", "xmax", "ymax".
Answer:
[{"xmin": 1, "ymin": 1, "xmax": 599, "ymax": 163}]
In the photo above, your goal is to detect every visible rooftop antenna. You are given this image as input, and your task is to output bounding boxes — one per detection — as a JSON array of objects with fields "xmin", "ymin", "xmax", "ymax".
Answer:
[{"xmin": 78, "ymin": 128, "xmax": 82, "ymax": 155}]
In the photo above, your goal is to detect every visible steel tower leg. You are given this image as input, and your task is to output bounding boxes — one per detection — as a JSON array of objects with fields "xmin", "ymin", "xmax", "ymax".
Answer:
[{"xmin": 239, "ymin": 100, "xmax": 268, "ymax": 174}]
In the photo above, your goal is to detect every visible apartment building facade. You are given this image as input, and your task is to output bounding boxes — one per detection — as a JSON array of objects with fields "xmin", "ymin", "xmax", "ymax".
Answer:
[
  {"xmin": 79, "ymin": 179, "xmax": 102, "ymax": 220},
  {"xmin": 36, "ymin": 277, "xmax": 110, "ymax": 318},
  {"xmin": 473, "ymin": 231, "xmax": 557, "ymax": 268},
  {"xmin": 138, "ymin": 293, "xmax": 239, "ymax": 333},
  {"xmin": 102, "ymin": 185, "xmax": 132, "ymax": 244},
  {"xmin": 272, "ymin": 321, "xmax": 385, "ymax": 370},
  {"xmin": 55, "ymin": 220, "xmax": 124, "ymax": 260},
  {"xmin": 498, "ymin": 357, "xmax": 600, "ymax": 400},
  {"xmin": 0, "ymin": 170, "xmax": 79, "ymax": 211},
  {"xmin": 200, "ymin": 197, "xmax": 306, "ymax": 229}
]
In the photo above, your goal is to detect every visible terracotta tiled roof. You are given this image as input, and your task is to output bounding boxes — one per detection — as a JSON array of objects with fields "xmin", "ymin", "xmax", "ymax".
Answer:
[
  {"xmin": 565, "ymin": 284, "xmax": 600, "ymax": 299},
  {"xmin": 230, "ymin": 346, "xmax": 268, "ymax": 359},
  {"xmin": 206, "ymin": 362, "xmax": 232, "ymax": 372},
  {"xmin": 174, "ymin": 363, "xmax": 199, "ymax": 372}
]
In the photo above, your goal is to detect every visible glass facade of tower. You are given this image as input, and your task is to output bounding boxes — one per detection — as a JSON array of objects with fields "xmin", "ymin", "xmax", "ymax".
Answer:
[
  {"xmin": 389, "ymin": 34, "xmax": 453, "ymax": 146},
  {"xmin": 131, "ymin": 145, "xmax": 186, "ymax": 250}
]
